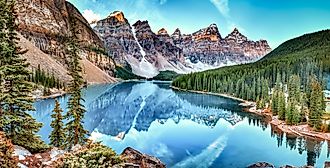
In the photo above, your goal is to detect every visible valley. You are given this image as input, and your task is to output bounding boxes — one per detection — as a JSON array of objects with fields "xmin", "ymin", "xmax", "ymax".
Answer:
[{"xmin": 1, "ymin": 0, "xmax": 329, "ymax": 167}]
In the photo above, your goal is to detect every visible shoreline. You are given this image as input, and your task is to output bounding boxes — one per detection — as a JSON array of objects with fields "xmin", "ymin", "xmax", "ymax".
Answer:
[
  {"xmin": 170, "ymin": 85, "xmax": 330, "ymax": 141},
  {"xmin": 170, "ymin": 86, "xmax": 246, "ymax": 102}
]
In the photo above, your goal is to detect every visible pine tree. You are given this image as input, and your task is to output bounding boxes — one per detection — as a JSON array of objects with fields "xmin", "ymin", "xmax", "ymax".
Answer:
[
  {"xmin": 285, "ymin": 100, "xmax": 293, "ymax": 125},
  {"xmin": 49, "ymin": 100, "xmax": 65, "ymax": 148},
  {"xmin": 288, "ymin": 75, "xmax": 301, "ymax": 102},
  {"xmin": 0, "ymin": 0, "xmax": 47, "ymax": 152},
  {"xmin": 308, "ymin": 76, "xmax": 324, "ymax": 130},
  {"xmin": 278, "ymin": 90, "xmax": 286, "ymax": 120},
  {"xmin": 292, "ymin": 101, "xmax": 301, "ymax": 125},
  {"xmin": 64, "ymin": 16, "xmax": 88, "ymax": 149}
]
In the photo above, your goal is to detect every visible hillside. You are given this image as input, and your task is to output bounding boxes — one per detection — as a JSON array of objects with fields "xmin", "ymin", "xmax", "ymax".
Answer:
[
  {"xmin": 172, "ymin": 30, "xmax": 330, "ymax": 98},
  {"xmin": 16, "ymin": 0, "xmax": 116, "ymax": 84}
]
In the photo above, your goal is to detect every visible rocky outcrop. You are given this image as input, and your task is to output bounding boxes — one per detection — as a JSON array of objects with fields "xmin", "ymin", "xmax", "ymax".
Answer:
[
  {"xmin": 16, "ymin": 0, "xmax": 116, "ymax": 83},
  {"xmin": 247, "ymin": 162, "xmax": 275, "ymax": 168},
  {"xmin": 133, "ymin": 21, "xmax": 185, "ymax": 70},
  {"xmin": 94, "ymin": 13, "xmax": 188, "ymax": 78},
  {"xmin": 94, "ymin": 11, "xmax": 271, "ymax": 78},
  {"xmin": 175, "ymin": 24, "xmax": 271, "ymax": 66},
  {"xmin": 93, "ymin": 11, "xmax": 142, "ymax": 65},
  {"xmin": 120, "ymin": 147, "xmax": 166, "ymax": 168},
  {"xmin": 15, "ymin": 145, "xmax": 165, "ymax": 168}
]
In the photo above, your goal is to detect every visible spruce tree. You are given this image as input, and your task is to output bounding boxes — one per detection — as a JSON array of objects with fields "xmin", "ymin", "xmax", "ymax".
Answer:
[
  {"xmin": 49, "ymin": 100, "xmax": 65, "ymax": 148},
  {"xmin": 278, "ymin": 90, "xmax": 286, "ymax": 120},
  {"xmin": 308, "ymin": 76, "xmax": 324, "ymax": 130},
  {"xmin": 285, "ymin": 100, "xmax": 293, "ymax": 125},
  {"xmin": 64, "ymin": 16, "xmax": 88, "ymax": 149},
  {"xmin": 0, "ymin": 0, "xmax": 47, "ymax": 152}
]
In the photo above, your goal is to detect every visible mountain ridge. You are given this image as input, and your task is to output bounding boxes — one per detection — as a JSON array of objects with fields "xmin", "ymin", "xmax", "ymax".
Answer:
[
  {"xmin": 93, "ymin": 11, "xmax": 272, "ymax": 78},
  {"xmin": 16, "ymin": 0, "xmax": 116, "ymax": 84}
]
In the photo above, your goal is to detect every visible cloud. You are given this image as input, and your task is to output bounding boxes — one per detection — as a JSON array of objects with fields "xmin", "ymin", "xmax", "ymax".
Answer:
[
  {"xmin": 210, "ymin": 0, "xmax": 244, "ymax": 33},
  {"xmin": 210, "ymin": 0, "xmax": 229, "ymax": 18},
  {"xmin": 82, "ymin": 9, "xmax": 101, "ymax": 24}
]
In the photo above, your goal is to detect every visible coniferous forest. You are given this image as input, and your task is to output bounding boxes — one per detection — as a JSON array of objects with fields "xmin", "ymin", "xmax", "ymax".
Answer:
[{"xmin": 173, "ymin": 30, "xmax": 330, "ymax": 131}]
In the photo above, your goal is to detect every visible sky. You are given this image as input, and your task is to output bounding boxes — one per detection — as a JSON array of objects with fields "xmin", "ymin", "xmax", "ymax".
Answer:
[{"xmin": 67, "ymin": 0, "xmax": 330, "ymax": 48}]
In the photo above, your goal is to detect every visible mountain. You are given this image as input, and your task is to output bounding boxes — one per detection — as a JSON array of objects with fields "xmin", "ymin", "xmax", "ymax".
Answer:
[
  {"xmin": 94, "ymin": 11, "xmax": 271, "ymax": 78},
  {"xmin": 94, "ymin": 12, "xmax": 189, "ymax": 78},
  {"xmin": 16, "ymin": 0, "xmax": 116, "ymax": 84},
  {"xmin": 172, "ymin": 29, "xmax": 330, "ymax": 100}
]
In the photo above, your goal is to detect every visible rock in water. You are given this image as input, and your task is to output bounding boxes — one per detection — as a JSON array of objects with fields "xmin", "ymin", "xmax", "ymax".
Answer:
[
  {"xmin": 247, "ymin": 162, "xmax": 275, "ymax": 168},
  {"xmin": 121, "ymin": 147, "xmax": 166, "ymax": 168}
]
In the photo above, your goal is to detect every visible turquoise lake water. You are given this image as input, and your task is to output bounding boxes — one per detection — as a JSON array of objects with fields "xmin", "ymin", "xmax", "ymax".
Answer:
[{"xmin": 32, "ymin": 81, "xmax": 330, "ymax": 168}]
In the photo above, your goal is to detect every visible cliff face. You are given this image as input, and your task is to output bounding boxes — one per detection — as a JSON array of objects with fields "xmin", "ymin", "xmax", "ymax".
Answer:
[
  {"xmin": 174, "ymin": 25, "xmax": 271, "ymax": 66},
  {"xmin": 94, "ymin": 12, "xmax": 187, "ymax": 78},
  {"xmin": 94, "ymin": 11, "xmax": 271, "ymax": 78},
  {"xmin": 93, "ymin": 11, "xmax": 142, "ymax": 65},
  {"xmin": 16, "ymin": 0, "xmax": 116, "ymax": 83}
]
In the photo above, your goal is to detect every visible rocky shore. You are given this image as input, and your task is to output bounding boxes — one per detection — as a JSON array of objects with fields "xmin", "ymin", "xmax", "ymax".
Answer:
[
  {"xmin": 247, "ymin": 162, "xmax": 316, "ymax": 168},
  {"xmin": 14, "ymin": 145, "xmax": 165, "ymax": 168},
  {"xmin": 170, "ymin": 86, "xmax": 330, "ymax": 141}
]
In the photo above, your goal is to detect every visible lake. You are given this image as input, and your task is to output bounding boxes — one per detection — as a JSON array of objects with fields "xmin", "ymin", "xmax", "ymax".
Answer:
[{"xmin": 32, "ymin": 81, "xmax": 330, "ymax": 168}]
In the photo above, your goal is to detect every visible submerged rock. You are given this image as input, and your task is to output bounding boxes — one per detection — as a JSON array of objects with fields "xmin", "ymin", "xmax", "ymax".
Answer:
[
  {"xmin": 247, "ymin": 162, "xmax": 275, "ymax": 168},
  {"xmin": 121, "ymin": 147, "xmax": 166, "ymax": 168},
  {"xmin": 280, "ymin": 165, "xmax": 296, "ymax": 168}
]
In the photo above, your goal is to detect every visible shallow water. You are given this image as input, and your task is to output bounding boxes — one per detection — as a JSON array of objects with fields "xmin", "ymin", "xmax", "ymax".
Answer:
[{"xmin": 32, "ymin": 81, "xmax": 330, "ymax": 168}]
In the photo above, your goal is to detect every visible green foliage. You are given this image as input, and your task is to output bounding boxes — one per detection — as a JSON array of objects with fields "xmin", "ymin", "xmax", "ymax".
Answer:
[
  {"xmin": 309, "ymin": 75, "xmax": 324, "ymax": 130},
  {"xmin": 0, "ymin": 132, "xmax": 18, "ymax": 168},
  {"xmin": 278, "ymin": 90, "xmax": 286, "ymax": 120},
  {"xmin": 49, "ymin": 100, "xmax": 65, "ymax": 148},
  {"xmin": 172, "ymin": 30, "xmax": 329, "ymax": 129},
  {"xmin": 0, "ymin": 0, "xmax": 47, "ymax": 153},
  {"xmin": 63, "ymin": 16, "xmax": 88, "ymax": 149},
  {"xmin": 55, "ymin": 142, "xmax": 123, "ymax": 168},
  {"xmin": 29, "ymin": 64, "xmax": 64, "ymax": 90},
  {"xmin": 115, "ymin": 65, "xmax": 145, "ymax": 80},
  {"xmin": 152, "ymin": 71, "xmax": 179, "ymax": 81}
]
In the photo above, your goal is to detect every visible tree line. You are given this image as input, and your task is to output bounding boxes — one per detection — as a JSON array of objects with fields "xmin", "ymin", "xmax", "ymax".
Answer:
[{"xmin": 173, "ymin": 30, "xmax": 330, "ymax": 132}]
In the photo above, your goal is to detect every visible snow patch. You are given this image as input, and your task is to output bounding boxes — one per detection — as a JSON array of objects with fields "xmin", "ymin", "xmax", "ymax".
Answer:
[{"xmin": 126, "ymin": 27, "xmax": 159, "ymax": 78}]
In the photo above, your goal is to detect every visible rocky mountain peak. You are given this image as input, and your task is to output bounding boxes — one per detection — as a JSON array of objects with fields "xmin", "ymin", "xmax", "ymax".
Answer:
[
  {"xmin": 108, "ymin": 11, "xmax": 125, "ymax": 22},
  {"xmin": 225, "ymin": 28, "xmax": 247, "ymax": 43},
  {"xmin": 172, "ymin": 28, "xmax": 181, "ymax": 37},
  {"xmin": 157, "ymin": 28, "xmax": 169, "ymax": 36},
  {"xmin": 192, "ymin": 24, "xmax": 221, "ymax": 42},
  {"xmin": 132, "ymin": 20, "xmax": 152, "ymax": 32}
]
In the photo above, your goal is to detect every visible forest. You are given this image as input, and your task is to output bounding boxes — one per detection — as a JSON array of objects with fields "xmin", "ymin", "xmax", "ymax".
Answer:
[{"xmin": 173, "ymin": 30, "xmax": 330, "ymax": 131}]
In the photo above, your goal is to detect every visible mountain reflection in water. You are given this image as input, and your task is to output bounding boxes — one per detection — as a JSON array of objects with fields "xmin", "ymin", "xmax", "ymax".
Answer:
[{"xmin": 32, "ymin": 81, "xmax": 330, "ymax": 168}]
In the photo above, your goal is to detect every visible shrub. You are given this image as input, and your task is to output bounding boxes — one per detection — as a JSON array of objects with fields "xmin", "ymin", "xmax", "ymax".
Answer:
[
  {"xmin": 54, "ymin": 142, "xmax": 123, "ymax": 167},
  {"xmin": 0, "ymin": 132, "xmax": 18, "ymax": 168}
]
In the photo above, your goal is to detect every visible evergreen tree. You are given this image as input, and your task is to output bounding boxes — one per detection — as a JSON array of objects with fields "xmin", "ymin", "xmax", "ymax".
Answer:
[
  {"xmin": 308, "ymin": 76, "xmax": 324, "ymax": 130},
  {"xmin": 292, "ymin": 101, "xmax": 301, "ymax": 125},
  {"xmin": 49, "ymin": 100, "xmax": 65, "ymax": 148},
  {"xmin": 285, "ymin": 100, "xmax": 293, "ymax": 125},
  {"xmin": 278, "ymin": 90, "xmax": 286, "ymax": 120},
  {"xmin": 288, "ymin": 75, "xmax": 301, "ymax": 102},
  {"xmin": 64, "ymin": 16, "xmax": 88, "ymax": 149},
  {"xmin": 0, "ymin": 0, "xmax": 47, "ymax": 152}
]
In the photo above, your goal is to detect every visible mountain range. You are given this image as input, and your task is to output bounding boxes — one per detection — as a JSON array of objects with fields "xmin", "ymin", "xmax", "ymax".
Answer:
[
  {"xmin": 94, "ymin": 11, "xmax": 271, "ymax": 78},
  {"xmin": 16, "ymin": 0, "xmax": 271, "ymax": 81}
]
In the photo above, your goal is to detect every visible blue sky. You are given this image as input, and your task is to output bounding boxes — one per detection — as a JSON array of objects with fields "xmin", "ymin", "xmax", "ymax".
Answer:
[{"xmin": 67, "ymin": 0, "xmax": 330, "ymax": 48}]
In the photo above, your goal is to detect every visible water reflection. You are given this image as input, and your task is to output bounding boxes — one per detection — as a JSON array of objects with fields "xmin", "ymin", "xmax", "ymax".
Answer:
[{"xmin": 31, "ymin": 81, "xmax": 330, "ymax": 167}]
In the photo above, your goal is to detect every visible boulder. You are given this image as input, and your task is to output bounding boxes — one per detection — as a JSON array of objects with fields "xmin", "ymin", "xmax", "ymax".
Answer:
[
  {"xmin": 247, "ymin": 162, "xmax": 275, "ymax": 168},
  {"xmin": 121, "ymin": 147, "xmax": 166, "ymax": 168}
]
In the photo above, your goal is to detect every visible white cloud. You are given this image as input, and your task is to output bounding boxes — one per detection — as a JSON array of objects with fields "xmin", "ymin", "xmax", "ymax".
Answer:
[
  {"xmin": 210, "ymin": 0, "xmax": 245, "ymax": 33},
  {"xmin": 210, "ymin": 0, "xmax": 229, "ymax": 18},
  {"xmin": 82, "ymin": 9, "xmax": 101, "ymax": 24}
]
